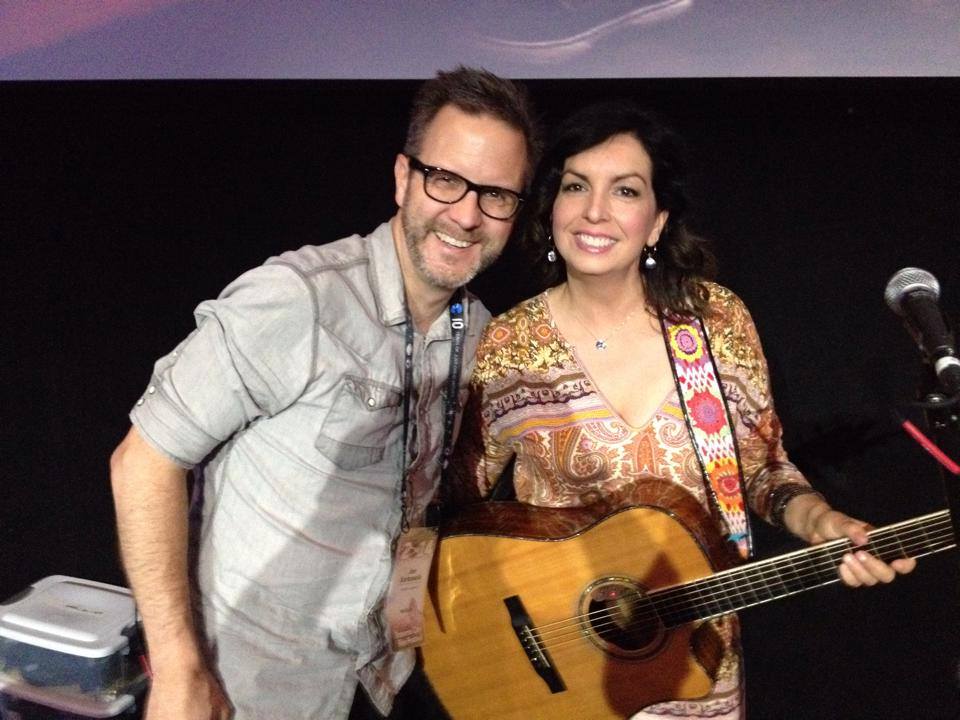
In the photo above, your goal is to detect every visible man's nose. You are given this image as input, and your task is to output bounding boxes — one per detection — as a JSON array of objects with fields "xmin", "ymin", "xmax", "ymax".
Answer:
[{"xmin": 447, "ymin": 190, "xmax": 483, "ymax": 230}]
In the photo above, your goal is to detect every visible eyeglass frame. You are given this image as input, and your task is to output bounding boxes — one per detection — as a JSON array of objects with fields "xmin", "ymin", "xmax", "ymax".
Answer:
[{"xmin": 405, "ymin": 155, "xmax": 525, "ymax": 221}]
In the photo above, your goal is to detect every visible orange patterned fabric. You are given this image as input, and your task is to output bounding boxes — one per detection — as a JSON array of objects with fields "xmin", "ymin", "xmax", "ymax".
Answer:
[{"xmin": 449, "ymin": 283, "xmax": 811, "ymax": 719}]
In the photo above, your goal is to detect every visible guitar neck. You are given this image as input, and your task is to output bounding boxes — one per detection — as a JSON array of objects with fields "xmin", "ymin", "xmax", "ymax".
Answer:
[{"xmin": 653, "ymin": 510, "xmax": 956, "ymax": 627}]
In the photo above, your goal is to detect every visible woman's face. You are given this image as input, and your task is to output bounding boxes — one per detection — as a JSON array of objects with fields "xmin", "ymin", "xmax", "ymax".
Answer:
[{"xmin": 551, "ymin": 132, "xmax": 668, "ymax": 281}]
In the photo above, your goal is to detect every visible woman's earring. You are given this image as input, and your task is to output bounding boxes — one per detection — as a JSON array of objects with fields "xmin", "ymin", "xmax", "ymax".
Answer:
[
  {"xmin": 642, "ymin": 244, "xmax": 658, "ymax": 270},
  {"xmin": 546, "ymin": 234, "xmax": 557, "ymax": 263}
]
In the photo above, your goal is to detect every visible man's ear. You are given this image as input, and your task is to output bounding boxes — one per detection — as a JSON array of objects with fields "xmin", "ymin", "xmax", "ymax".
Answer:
[{"xmin": 394, "ymin": 153, "xmax": 410, "ymax": 208}]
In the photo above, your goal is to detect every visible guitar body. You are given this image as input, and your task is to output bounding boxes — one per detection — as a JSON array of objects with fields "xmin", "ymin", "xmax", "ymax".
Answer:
[
  {"xmin": 421, "ymin": 485, "xmax": 954, "ymax": 719},
  {"xmin": 422, "ymin": 484, "xmax": 736, "ymax": 720}
]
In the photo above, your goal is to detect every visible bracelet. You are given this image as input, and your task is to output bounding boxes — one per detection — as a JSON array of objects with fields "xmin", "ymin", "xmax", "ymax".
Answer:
[{"xmin": 770, "ymin": 484, "xmax": 825, "ymax": 529}]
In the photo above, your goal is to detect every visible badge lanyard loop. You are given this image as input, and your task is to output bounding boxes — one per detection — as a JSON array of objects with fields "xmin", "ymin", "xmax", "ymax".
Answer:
[{"xmin": 399, "ymin": 288, "xmax": 465, "ymax": 534}]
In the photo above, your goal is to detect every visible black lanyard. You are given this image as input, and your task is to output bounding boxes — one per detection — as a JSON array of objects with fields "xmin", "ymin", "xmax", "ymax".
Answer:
[{"xmin": 399, "ymin": 288, "xmax": 465, "ymax": 533}]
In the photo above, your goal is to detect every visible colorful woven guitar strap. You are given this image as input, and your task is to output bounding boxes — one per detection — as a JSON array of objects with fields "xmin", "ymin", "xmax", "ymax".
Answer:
[{"xmin": 661, "ymin": 315, "xmax": 753, "ymax": 559}]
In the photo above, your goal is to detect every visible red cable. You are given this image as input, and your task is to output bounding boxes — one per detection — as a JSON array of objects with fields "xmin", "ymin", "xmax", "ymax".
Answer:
[{"xmin": 900, "ymin": 419, "xmax": 960, "ymax": 475}]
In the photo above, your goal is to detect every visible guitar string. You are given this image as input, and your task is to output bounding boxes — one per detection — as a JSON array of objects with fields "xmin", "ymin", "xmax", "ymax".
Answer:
[
  {"xmin": 652, "ymin": 516, "xmax": 952, "ymax": 625},
  {"xmin": 530, "ymin": 514, "xmax": 950, "ymax": 638},
  {"xmin": 520, "ymin": 516, "xmax": 953, "ymax": 653},
  {"xmin": 533, "ymin": 517, "xmax": 954, "ymax": 648},
  {"xmin": 532, "ymin": 522, "xmax": 956, "ymax": 652},
  {"xmin": 652, "ymin": 513, "xmax": 953, "ymax": 624},
  {"xmin": 529, "ymin": 518, "xmax": 954, "ymax": 652},
  {"xmin": 644, "ymin": 513, "xmax": 949, "ymax": 622},
  {"xmin": 529, "ymin": 518, "xmax": 955, "ymax": 653}
]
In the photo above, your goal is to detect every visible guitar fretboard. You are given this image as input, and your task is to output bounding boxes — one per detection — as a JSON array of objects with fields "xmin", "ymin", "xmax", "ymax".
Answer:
[{"xmin": 651, "ymin": 510, "xmax": 955, "ymax": 627}]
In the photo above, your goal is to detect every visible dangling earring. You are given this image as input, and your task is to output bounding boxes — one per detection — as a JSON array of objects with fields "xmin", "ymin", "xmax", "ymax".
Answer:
[
  {"xmin": 642, "ymin": 244, "xmax": 658, "ymax": 270},
  {"xmin": 546, "ymin": 233, "xmax": 557, "ymax": 263}
]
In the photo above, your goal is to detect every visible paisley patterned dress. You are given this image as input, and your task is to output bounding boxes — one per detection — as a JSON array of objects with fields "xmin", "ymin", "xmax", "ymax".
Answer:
[{"xmin": 449, "ymin": 283, "xmax": 812, "ymax": 719}]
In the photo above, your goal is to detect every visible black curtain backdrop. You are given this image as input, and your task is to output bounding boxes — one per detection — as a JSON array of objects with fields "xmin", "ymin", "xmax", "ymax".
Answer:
[{"xmin": 2, "ymin": 78, "xmax": 959, "ymax": 718}]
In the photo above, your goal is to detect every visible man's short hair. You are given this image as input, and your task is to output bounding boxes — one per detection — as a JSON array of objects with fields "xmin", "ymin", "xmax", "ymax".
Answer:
[{"xmin": 404, "ymin": 66, "xmax": 540, "ymax": 185}]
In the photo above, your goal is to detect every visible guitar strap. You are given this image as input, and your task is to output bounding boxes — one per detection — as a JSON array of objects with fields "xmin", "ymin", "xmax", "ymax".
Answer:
[{"xmin": 661, "ymin": 313, "xmax": 753, "ymax": 559}]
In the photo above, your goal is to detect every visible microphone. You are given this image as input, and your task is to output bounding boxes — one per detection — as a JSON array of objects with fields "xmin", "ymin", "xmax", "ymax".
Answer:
[{"xmin": 884, "ymin": 267, "xmax": 960, "ymax": 396}]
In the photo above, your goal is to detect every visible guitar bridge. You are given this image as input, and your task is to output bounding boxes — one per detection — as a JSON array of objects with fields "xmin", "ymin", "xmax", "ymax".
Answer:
[{"xmin": 503, "ymin": 595, "xmax": 566, "ymax": 694}]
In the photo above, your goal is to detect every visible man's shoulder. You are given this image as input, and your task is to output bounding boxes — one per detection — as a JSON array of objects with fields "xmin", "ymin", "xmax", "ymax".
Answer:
[
  {"xmin": 205, "ymin": 223, "xmax": 395, "ymax": 331},
  {"xmin": 267, "ymin": 223, "xmax": 390, "ymax": 279}
]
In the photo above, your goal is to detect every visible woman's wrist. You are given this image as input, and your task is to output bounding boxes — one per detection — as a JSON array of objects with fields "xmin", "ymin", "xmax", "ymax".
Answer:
[
  {"xmin": 782, "ymin": 490, "xmax": 832, "ymax": 541},
  {"xmin": 769, "ymin": 483, "xmax": 825, "ymax": 533}
]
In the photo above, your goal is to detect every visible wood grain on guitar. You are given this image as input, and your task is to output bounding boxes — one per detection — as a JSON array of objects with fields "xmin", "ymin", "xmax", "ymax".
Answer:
[{"xmin": 421, "ymin": 482, "xmax": 954, "ymax": 719}]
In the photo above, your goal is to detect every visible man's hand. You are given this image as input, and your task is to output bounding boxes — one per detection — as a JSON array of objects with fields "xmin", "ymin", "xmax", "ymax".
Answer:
[{"xmin": 145, "ymin": 663, "xmax": 233, "ymax": 720}]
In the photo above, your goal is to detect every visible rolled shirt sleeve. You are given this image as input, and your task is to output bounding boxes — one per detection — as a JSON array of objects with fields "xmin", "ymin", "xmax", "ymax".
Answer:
[{"xmin": 131, "ymin": 263, "xmax": 317, "ymax": 467}]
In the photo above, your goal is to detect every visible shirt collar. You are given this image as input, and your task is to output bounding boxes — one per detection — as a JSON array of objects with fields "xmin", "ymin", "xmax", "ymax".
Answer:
[
  {"xmin": 367, "ymin": 220, "xmax": 407, "ymax": 328},
  {"xmin": 367, "ymin": 219, "xmax": 480, "ymax": 338}
]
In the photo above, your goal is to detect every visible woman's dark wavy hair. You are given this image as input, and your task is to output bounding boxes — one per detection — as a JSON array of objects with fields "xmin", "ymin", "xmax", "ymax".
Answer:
[{"xmin": 521, "ymin": 100, "xmax": 716, "ymax": 317}]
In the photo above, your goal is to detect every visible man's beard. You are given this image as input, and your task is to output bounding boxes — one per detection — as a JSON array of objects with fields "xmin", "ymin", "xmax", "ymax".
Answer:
[{"xmin": 400, "ymin": 209, "xmax": 498, "ymax": 290}]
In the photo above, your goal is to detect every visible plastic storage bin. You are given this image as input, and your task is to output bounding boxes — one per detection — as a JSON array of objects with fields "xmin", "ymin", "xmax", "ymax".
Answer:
[{"xmin": 0, "ymin": 576, "xmax": 146, "ymax": 719}]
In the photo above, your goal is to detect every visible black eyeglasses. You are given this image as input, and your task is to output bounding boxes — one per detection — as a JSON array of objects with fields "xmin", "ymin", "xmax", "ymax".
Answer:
[{"xmin": 406, "ymin": 155, "xmax": 524, "ymax": 220}]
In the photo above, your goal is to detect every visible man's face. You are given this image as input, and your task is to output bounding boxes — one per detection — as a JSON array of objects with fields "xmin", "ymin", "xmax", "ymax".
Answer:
[{"xmin": 394, "ymin": 105, "xmax": 528, "ymax": 291}]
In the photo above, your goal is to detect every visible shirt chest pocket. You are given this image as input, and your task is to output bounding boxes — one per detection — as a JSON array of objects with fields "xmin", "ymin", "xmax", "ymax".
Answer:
[{"xmin": 315, "ymin": 375, "xmax": 403, "ymax": 471}]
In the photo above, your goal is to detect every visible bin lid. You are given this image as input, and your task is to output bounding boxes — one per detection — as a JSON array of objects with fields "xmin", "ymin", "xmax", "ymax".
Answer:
[
  {"xmin": 0, "ymin": 676, "xmax": 137, "ymax": 717},
  {"xmin": 0, "ymin": 576, "xmax": 135, "ymax": 658}
]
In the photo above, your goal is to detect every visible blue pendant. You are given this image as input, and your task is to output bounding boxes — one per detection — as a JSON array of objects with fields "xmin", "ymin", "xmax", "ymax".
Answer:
[{"xmin": 595, "ymin": 339, "xmax": 607, "ymax": 350}]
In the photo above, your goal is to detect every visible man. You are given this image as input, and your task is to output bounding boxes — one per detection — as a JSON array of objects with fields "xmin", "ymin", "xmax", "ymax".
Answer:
[{"xmin": 109, "ymin": 67, "xmax": 538, "ymax": 720}]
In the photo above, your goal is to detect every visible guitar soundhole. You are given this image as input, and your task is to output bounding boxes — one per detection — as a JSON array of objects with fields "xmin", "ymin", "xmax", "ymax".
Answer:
[{"xmin": 579, "ymin": 577, "xmax": 665, "ymax": 660}]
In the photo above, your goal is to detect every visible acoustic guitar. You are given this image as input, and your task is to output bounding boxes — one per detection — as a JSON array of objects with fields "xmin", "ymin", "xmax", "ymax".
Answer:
[{"xmin": 421, "ymin": 483, "xmax": 954, "ymax": 719}]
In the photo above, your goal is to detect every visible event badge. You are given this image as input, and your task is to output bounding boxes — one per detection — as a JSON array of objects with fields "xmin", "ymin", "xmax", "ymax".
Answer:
[{"xmin": 385, "ymin": 526, "xmax": 438, "ymax": 650}]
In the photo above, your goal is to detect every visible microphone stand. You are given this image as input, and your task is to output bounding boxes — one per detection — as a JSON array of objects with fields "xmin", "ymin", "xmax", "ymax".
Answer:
[
  {"xmin": 912, "ymin": 385, "xmax": 960, "ymax": 697},
  {"xmin": 914, "ymin": 385, "xmax": 960, "ymax": 561}
]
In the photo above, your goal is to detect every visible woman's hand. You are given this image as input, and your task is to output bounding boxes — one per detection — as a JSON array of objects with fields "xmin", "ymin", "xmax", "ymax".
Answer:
[{"xmin": 782, "ymin": 492, "xmax": 917, "ymax": 587}]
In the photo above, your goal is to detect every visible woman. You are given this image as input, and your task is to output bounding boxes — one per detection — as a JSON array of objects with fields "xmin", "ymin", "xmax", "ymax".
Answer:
[{"xmin": 448, "ymin": 101, "xmax": 915, "ymax": 719}]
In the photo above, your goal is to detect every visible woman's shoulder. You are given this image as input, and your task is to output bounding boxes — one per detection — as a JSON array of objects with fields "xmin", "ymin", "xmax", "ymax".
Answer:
[
  {"xmin": 492, "ymin": 292, "xmax": 547, "ymax": 324},
  {"xmin": 699, "ymin": 281, "xmax": 759, "ymax": 335},
  {"xmin": 473, "ymin": 291, "xmax": 573, "ymax": 382},
  {"xmin": 700, "ymin": 282, "xmax": 767, "ymax": 378},
  {"xmin": 702, "ymin": 282, "xmax": 750, "ymax": 323},
  {"xmin": 480, "ymin": 293, "xmax": 548, "ymax": 346}
]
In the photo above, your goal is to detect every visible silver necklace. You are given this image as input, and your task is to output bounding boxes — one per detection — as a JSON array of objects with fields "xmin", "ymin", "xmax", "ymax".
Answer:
[{"xmin": 568, "ymin": 298, "xmax": 642, "ymax": 351}]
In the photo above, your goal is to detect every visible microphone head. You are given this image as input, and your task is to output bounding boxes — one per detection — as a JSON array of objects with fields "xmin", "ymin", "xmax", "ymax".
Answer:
[{"xmin": 884, "ymin": 267, "xmax": 940, "ymax": 315}]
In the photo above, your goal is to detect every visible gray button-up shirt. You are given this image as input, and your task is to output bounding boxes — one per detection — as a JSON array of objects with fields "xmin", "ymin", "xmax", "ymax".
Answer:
[{"xmin": 131, "ymin": 222, "xmax": 489, "ymax": 718}]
